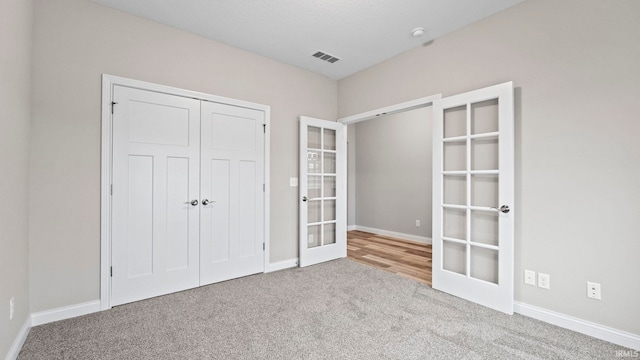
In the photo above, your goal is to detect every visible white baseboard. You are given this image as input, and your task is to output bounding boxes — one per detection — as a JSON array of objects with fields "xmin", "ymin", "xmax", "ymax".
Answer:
[
  {"xmin": 5, "ymin": 317, "xmax": 31, "ymax": 360},
  {"xmin": 351, "ymin": 225, "xmax": 432, "ymax": 244},
  {"xmin": 31, "ymin": 300, "xmax": 101, "ymax": 327},
  {"xmin": 514, "ymin": 302, "xmax": 640, "ymax": 351},
  {"xmin": 347, "ymin": 225, "xmax": 357, "ymax": 231},
  {"xmin": 265, "ymin": 258, "xmax": 299, "ymax": 273}
]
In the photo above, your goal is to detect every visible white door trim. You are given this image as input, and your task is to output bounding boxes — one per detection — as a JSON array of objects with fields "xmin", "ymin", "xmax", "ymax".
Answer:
[
  {"xmin": 336, "ymin": 94, "xmax": 440, "ymax": 259},
  {"xmin": 100, "ymin": 74, "xmax": 271, "ymax": 310},
  {"xmin": 337, "ymin": 95, "xmax": 442, "ymax": 125}
]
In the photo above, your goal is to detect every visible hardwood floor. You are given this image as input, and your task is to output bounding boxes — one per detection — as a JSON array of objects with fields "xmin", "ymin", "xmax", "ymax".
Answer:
[{"xmin": 347, "ymin": 230, "xmax": 432, "ymax": 286}]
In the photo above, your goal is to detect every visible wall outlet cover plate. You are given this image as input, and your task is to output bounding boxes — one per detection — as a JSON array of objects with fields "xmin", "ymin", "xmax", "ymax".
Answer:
[{"xmin": 524, "ymin": 270, "xmax": 536, "ymax": 286}]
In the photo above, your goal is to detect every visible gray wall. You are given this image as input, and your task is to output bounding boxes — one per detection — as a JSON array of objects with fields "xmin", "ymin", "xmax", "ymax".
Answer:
[
  {"xmin": 353, "ymin": 108, "xmax": 432, "ymax": 238},
  {"xmin": 29, "ymin": 0, "xmax": 337, "ymax": 313},
  {"xmin": 0, "ymin": 0, "xmax": 33, "ymax": 357},
  {"xmin": 347, "ymin": 125, "xmax": 357, "ymax": 227},
  {"xmin": 339, "ymin": 0, "xmax": 640, "ymax": 335}
]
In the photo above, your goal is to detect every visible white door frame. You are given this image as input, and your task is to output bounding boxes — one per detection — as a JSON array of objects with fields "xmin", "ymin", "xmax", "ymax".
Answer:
[
  {"xmin": 100, "ymin": 74, "xmax": 271, "ymax": 310},
  {"xmin": 337, "ymin": 95, "xmax": 442, "ymax": 237},
  {"xmin": 338, "ymin": 95, "xmax": 442, "ymax": 125}
]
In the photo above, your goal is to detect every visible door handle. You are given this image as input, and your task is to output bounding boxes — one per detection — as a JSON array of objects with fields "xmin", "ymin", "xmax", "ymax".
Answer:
[
  {"xmin": 491, "ymin": 205, "xmax": 510, "ymax": 213},
  {"xmin": 187, "ymin": 199, "xmax": 198, "ymax": 206},
  {"xmin": 302, "ymin": 196, "xmax": 309, "ymax": 202},
  {"xmin": 202, "ymin": 199, "xmax": 216, "ymax": 206}
]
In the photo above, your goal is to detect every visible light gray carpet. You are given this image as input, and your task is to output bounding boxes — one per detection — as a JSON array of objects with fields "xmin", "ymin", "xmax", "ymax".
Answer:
[{"xmin": 19, "ymin": 259, "xmax": 628, "ymax": 359}]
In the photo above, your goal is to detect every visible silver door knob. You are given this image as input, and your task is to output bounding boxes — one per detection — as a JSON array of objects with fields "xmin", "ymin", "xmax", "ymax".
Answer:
[
  {"xmin": 189, "ymin": 199, "xmax": 198, "ymax": 206},
  {"xmin": 202, "ymin": 199, "xmax": 215, "ymax": 206},
  {"xmin": 302, "ymin": 196, "xmax": 309, "ymax": 202},
  {"xmin": 492, "ymin": 205, "xmax": 510, "ymax": 213}
]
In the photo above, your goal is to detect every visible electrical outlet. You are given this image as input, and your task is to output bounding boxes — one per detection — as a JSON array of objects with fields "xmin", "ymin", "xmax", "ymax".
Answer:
[
  {"xmin": 587, "ymin": 281, "xmax": 601, "ymax": 300},
  {"xmin": 9, "ymin": 297, "xmax": 14, "ymax": 320},
  {"xmin": 524, "ymin": 270, "xmax": 536, "ymax": 286},
  {"xmin": 538, "ymin": 273, "xmax": 550, "ymax": 289},
  {"xmin": 415, "ymin": 220, "xmax": 420, "ymax": 227},
  {"xmin": 289, "ymin": 177, "xmax": 298, "ymax": 187}
]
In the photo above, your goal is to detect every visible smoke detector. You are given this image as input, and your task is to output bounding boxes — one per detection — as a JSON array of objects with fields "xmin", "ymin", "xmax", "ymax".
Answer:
[{"xmin": 411, "ymin": 27, "xmax": 425, "ymax": 37}]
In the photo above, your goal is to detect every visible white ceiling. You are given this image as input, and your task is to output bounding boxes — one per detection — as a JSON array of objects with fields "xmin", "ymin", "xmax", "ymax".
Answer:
[{"xmin": 91, "ymin": 0, "xmax": 524, "ymax": 80}]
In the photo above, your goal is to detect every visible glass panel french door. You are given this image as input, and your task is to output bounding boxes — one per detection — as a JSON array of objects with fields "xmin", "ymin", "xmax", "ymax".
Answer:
[
  {"xmin": 299, "ymin": 117, "xmax": 346, "ymax": 267},
  {"xmin": 432, "ymin": 82, "xmax": 515, "ymax": 314}
]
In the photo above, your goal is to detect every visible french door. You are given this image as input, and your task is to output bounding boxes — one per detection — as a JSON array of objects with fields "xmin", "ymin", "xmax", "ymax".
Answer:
[
  {"xmin": 299, "ymin": 117, "xmax": 347, "ymax": 267},
  {"xmin": 111, "ymin": 85, "xmax": 264, "ymax": 306},
  {"xmin": 432, "ymin": 82, "xmax": 515, "ymax": 314}
]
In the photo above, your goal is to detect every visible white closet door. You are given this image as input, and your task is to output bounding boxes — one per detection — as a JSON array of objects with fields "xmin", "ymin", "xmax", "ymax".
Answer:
[
  {"xmin": 111, "ymin": 85, "xmax": 200, "ymax": 306},
  {"xmin": 199, "ymin": 101, "xmax": 265, "ymax": 285}
]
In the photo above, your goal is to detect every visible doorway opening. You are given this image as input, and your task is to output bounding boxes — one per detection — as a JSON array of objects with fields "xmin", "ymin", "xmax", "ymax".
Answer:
[
  {"xmin": 339, "ymin": 96, "xmax": 441, "ymax": 285},
  {"xmin": 339, "ymin": 82, "xmax": 515, "ymax": 314}
]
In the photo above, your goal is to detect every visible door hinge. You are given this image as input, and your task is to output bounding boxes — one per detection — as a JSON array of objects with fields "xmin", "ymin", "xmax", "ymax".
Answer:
[
  {"xmin": 263, "ymin": 124, "xmax": 266, "ymax": 133},
  {"xmin": 110, "ymin": 184, "xmax": 113, "ymax": 195},
  {"xmin": 263, "ymin": 243, "xmax": 265, "ymax": 251},
  {"xmin": 263, "ymin": 183, "xmax": 265, "ymax": 192},
  {"xmin": 111, "ymin": 101, "xmax": 118, "ymax": 114},
  {"xmin": 110, "ymin": 266, "xmax": 113, "ymax": 277}
]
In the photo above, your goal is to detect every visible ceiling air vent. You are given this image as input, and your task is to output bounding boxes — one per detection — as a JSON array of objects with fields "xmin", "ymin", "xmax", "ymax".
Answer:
[{"xmin": 312, "ymin": 51, "xmax": 340, "ymax": 64}]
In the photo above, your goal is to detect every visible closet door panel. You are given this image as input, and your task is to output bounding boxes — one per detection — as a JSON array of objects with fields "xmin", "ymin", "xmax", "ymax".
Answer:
[
  {"xmin": 111, "ymin": 86, "xmax": 200, "ymax": 306},
  {"xmin": 200, "ymin": 102, "xmax": 265, "ymax": 285}
]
